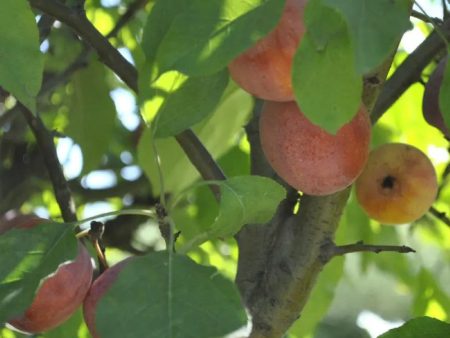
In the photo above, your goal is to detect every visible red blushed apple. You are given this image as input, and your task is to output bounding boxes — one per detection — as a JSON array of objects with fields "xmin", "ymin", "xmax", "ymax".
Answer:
[
  {"xmin": 228, "ymin": 0, "xmax": 307, "ymax": 102},
  {"xmin": 260, "ymin": 101, "xmax": 371, "ymax": 195},
  {"xmin": 355, "ymin": 143, "xmax": 438, "ymax": 225},
  {"xmin": 0, "ymin": 211, "xmax": 94, "ymax": 334},
  {"xmin": 83, "ymin": 257, "xmax": 133, "ymax": 338}
]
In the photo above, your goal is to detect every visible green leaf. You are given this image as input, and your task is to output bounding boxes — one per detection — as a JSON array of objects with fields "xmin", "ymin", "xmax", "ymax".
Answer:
[
  {"xmin": 137, "ymin": 84, "xmax": 252, "ymax": 196},
  {"xmin": 96, "ymin": 252, "xmax": 247, "ymax": 338},
  {"xmin": 323, "ymin": 0, "xmax": 411, "ymax": 74},
  {"xmin": 378, "ymin": 317, "xmax": 450, "ymax": 338},
  {"xmin": 0, "ymin": 0, "xmax": 43, "ymax": 112},
  {"xmin": 0, "ymin": 222, "xmax": 77, "ymax": 324},
  {"xmin": 210, "ymin": 176, "xmax": 286, "ymax": 236},
  {"xmin": 217, "ymin": 146, "xmax": 250, "ymax": 177},
  {"xmin": 180, "ymin": 175, "xmax": 286, "ymax": 251},
  {"xmin": 141, "ymin": 0, "xmax": 190, "ymax": 79},
  {"xmin": 140, "ymin": 70, "xmax": 229, "ymax": 138},
  {"xmin": 173, "ymin": 146, "xmax": 249, "ymax": 242},
  {"xmin": 440, "ymin": 55, "xmax": 450, "ymax": 131},
  {"xmin": 66, "ymin": 61, "xmax": 116, "ymax": 173},
  {"xmin": 173, "ymin": 185, "xmax": 219, "ymax": 241},
  {"xmin": 141, "ymin": 0, "xmax": 285, "ymax": 78},
  {"xmin": 292, "ymin": 0, "xmax": 362, "ymax": 134}
]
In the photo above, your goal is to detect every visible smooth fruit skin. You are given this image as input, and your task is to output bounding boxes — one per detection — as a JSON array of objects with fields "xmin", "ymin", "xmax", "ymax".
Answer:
[
  {"xmin": 228, "ymin": 0, "xmax": 307, "ymax": 102},
  {"xmin": 0, "ymin": 212, "xmax": 94, "ymax": 334},
  {"xmin": 355, "ymin": 143, "xmax": 438, "ymax": 225},
  {"xmin": 83, "ymin": 258, "xmax": 132, "ymax": 338},
  {"xmin": 259, "ymin": 101, "xmax": 371, "ymax": 195},
  {"xmin": 422, "ymin": 58, "xmax": 450, "ymax": 138}
]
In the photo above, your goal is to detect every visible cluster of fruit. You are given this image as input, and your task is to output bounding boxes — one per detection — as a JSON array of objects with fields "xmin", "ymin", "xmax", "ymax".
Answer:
[
  {"xmin": 229, "ymin": 0, "xmax": 439, "ymax": 225},
  {"xmin": 2, "ymin": 1, "xmax": 446, "ymax": 336},
  {"xmin": 0, "ymin": 212, "xmax": 123, "ymax": 338}
]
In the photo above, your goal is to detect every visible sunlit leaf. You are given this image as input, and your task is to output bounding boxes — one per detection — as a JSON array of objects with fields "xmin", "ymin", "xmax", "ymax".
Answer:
[
  {"xmin": 141, "ymin": 0, "xmax": 285, "ymax": 78},
  {"xmin": 140, "ymin": 70, "xmax": 229, "ymax": 138}
]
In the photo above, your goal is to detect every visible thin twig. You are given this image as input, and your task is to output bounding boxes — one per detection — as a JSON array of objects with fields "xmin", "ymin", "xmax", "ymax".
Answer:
[
  {"xmin": 20, "ymin": 105, "xmax": 78, "ymax": 223},
  {"xmin": 29, "ymin": 0, "xmax": 138, "ymax": 91},
  {"xmin": 332, "ymin": 241, "xmax": 416, "ymax": 257},
  {"xmin": 411, "ymin": 9, "xmax": 443, "ymax": 24},
  {"xmin": 175, "ymin": 130, "xmax": 226, "ymax": 201},
  {"xmin": 40, "ymin": 0, "xmax": 148, "ymax": 96},
  {"xmin": 414, "ymin": 1, "xmax": 449, "ymax": 48},
  {"xmin": 429, "ymin": 205, "xmax": 450, "ymax": 227},
  {"xmin": 106, "ymin": 0, "xmax": 149, "ymax": 38}
]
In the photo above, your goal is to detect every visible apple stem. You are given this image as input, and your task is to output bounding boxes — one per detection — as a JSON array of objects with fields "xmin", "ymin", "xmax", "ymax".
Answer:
[
  {"xmin": 85, "ymin": 221, "xmax": 109, "ymax": 273},
  {"xmin": 94, "ymin": 240, "xmax": 109, "ymax": 273}
]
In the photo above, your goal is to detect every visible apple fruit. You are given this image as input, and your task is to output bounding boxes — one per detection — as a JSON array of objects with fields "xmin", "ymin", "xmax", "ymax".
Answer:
[
  {"xmin": 1, "ymin": 211, "xmax": 94, "ymax": 334},
  {"xmin": 228, "ymin": 0, "xmax": 307, "ymax": 101},
  {"xmin": 422, "ymin": 57, "xmax": 450, "ymax": 138},
  {"xmin": 83, "ymin": 257, "xmax": 133, "ymax": 338},
  {"xmin": 355, "ymin": 143, "xmax": 438, "ymax": 225},
  {"xmin": 259, "ymin": 101, "xmax": 371, "ymax": 195}
]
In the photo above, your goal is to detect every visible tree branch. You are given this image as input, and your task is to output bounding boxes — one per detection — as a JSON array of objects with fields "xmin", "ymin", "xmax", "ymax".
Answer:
[
  {"xmin": 248, "ymin": 190, "xmax": 351, "ymax": 338},
  {"xmin": 175, "ymin": 130, "xmax": 226, "ymax": 201},
  {"xmin": 371, "ymin": 17, "xmax": 450, "ymax": 123},
  {"xmin": 328, "ymin": 241, "xmax": 415, "ymax": 259},
  {"xmin": 107, "ymin": 0, "xmax": 149, "ymax": 38},
  {"xmin": 37, "ymin": 14, "xmax": 56, "ymax": 43},
  {"xmin": 411, "ymin": 10, "xmax": 442, "ymax": 24},
  {"xmin": 40, "ymin": 0, "xmax": 148, "ymax": 97},
  {"xmin": 20, "ymin": 106, "xmax": 77, "ymax": 223},
  {"xmin": 29, "ymin": 0, "xmax": 138, "ymax": 92},
  {"xmin": 429, "ymin": 205, "xmax": 450, "ymax": 227}
]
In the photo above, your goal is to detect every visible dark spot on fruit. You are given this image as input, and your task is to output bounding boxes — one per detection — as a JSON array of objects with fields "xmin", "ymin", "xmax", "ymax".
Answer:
[{"xmin": 382, "ymin": 175, "xmax": 396, "ymax": 189}]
